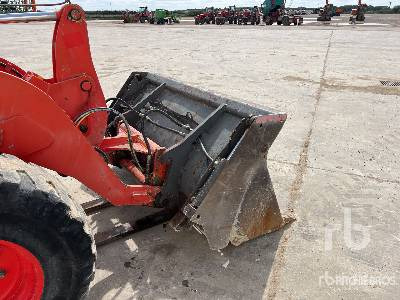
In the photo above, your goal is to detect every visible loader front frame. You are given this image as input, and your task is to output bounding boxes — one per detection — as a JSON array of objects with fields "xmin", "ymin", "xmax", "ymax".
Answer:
[
  {"xmin": 0, "ymin": 3, "xmax": 289, "ymax": 250},
  {"xmin": 0, "ymin": 4, "xmax": 166, "ymax": 206}
]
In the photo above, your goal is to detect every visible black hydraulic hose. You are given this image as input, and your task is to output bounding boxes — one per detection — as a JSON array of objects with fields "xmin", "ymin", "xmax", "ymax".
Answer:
[
  {"xmin": 74, "ymin": 107, "xmax": 144, "ymax": 173},
  {"xmin": 106, "ymin": 97, "xmax": 135, "ymax": 110},
  {"xmin": 107, "ymin": 98, "xmax": 192, "ymax": 134},
  {"xmin": 144, "ymin": 117, "xmax": 187, "ymax": 137},
  {"xmin": 139, "ymin": 119, "xmax": 153, "ymax": 182},
  {"xmin": 145, "ymin": 108, "xmax": 193, "ymax": 132},
  {"xmin": 106, "ymin": 97, "xmax": 153, "ymax": 181},
  {"xmin": 102, "ymin": 98, "xmax": 196, "ymax": 176}
]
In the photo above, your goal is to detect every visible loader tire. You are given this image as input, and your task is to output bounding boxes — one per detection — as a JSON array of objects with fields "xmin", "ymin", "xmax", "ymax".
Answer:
[{"xmin": 0, "ymin": 155, "xmax": 96, "ymax": 300}]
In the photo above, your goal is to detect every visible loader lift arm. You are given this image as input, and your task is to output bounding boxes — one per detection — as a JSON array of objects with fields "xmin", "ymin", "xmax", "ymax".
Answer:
[{"xmin": 0, "ymin": 4, "xmax": 166, "ymax": 206}]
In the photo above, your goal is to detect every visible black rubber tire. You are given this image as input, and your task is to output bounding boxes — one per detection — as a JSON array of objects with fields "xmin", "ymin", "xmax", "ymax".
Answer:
[
  {"xmin": 282, "ymin": 16, "xmax": 290, "ymax": 26},
  {"xmin": 0, "ymin": 155, "xmax": 96, "ymax": 300}
]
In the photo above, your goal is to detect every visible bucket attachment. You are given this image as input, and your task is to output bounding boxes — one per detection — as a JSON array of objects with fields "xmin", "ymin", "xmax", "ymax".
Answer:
[{"xmin": 111, "ymin": 72, "xmax": 289, "ymax": 250}]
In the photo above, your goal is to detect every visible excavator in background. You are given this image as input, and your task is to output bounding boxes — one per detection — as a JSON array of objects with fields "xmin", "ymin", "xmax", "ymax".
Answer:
[
  {"xmin": 317, "ymin": 0, "xmax": 333, "ymax": 22},
  {"xmin": 0, "ymin": 2, "xmax": 289, "ymax": 299},
  {"xmin": 262, "ymin": 0, "xmax": 303, "ymax": 26},
  {"xmin": 349, "ymin": 0, "xmax": 367, "ymax": 23}
]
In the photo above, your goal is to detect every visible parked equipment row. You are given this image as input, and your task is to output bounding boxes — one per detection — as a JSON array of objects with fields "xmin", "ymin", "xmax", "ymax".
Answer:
[
  {"xmin": 123, "ymin": 7, "xmax": 179, "ymax": 24},
  {"xmin": 195, "ymin": 1, "xmax": 303, "ymax": 26}
]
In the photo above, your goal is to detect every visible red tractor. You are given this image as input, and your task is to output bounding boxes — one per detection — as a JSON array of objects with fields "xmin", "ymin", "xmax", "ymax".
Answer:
[
  {"xmin": 215, "ymin": 6, "xmax": 238, "ymax": 25},
  {"xmin": 215, "ymin": 8, "xmax": 229, "ymax": 25},
  {"xmin": 194, "ymin": 7, "xmax": 216, "ymax": 25},
  {"xmin": 137, "ymin": 6, "xmax": 152, "ymax": 23},
  {"xmin": 123, "ymin": 6, "xmax": 152, "ymax": 23},
  {"xmin": 227, "ymin": 5, "xmax": 238, "ymax": 24},
  {"xmin": 237, "ymin": 6, "xmax": 261, "ymax": 25}
]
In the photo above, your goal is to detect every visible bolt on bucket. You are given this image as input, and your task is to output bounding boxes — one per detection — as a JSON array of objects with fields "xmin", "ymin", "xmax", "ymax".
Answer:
[{"xmin": 111, "ymin": 72, "xmax": 290, "ymax": 250}]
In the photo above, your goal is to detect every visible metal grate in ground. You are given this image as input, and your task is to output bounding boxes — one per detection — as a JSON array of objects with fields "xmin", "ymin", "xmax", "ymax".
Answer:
[{"xmin": 380, "ymin": 80, "xmax": 400, "ymax": 87}]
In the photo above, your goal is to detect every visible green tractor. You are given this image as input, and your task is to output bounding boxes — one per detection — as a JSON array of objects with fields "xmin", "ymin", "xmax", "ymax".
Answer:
[{"xmin": 150, "ymin": 9, "xmax": 180, "ymax": 25}]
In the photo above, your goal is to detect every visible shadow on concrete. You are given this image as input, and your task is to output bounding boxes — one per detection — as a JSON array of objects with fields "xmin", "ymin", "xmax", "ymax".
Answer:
[
  {"xmin": 82, "ymin": 165, "xmax": 286, "ymax": 299},
  {"xmin": 86, "ymin": 203, "xmax": 286, "ymax": 299}
]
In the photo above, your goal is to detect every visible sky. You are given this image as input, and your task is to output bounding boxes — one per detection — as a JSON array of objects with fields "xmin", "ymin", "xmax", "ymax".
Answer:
[{"xmin": 40, "ymin": 0, "xmax": 399, "ymax": 11}]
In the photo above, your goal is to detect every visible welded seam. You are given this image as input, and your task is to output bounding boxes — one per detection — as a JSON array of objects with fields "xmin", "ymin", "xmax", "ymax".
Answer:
[{"xmin": 265, "ymin": 30, "xmax": 334, "ymax": 299}]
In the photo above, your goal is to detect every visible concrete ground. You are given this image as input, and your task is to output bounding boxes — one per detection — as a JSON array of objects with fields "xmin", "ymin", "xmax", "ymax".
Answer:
[{"xmin": 1, "ymin": 14, "xmax": 400, "ymax": 300}]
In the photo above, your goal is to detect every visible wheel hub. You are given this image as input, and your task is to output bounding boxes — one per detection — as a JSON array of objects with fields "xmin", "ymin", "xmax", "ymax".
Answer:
[{"xmin": 0, "ymin": 240, "xmax": 44, "ymax": 300}]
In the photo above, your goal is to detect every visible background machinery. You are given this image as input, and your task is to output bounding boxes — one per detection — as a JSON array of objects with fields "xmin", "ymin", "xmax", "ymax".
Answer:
[
  {"xmin": 150, "ymin": 9, "xmax": 179, "ymax": 25},
  {"xmin": 215, "ymin": 6, "xmax": 240, "ymax": 25},
  {"xmin": 317, "ymin": 0, "xmax": 333, "ymax": 22},
  {"xmin": 0, "ymin": 2, "xmax": 288, "ymax": 299},
  {"xmin": 237, "ymin": 6, "xmax": 261, "ymax": 25},
  {"xmin": 227, "ymin": 5, "xmax": 238, "ymax": 24},
  {"xmin": 262, "ymin": 0, "xmax": 303, "ymax": 26},
  {"xmin": 194, "ymin": 7, "xmax": 216, "ymax": 25},
  {"xmin": 215, "ymin": 8, "xmax": 230, "ymax": 25},
  {"xmin": 123, "ymin": 6, "xmax": 152, "ymax": 23},
  {"xmin": 349, "ymin": 0, "xmax": 367, "ymax": 23},
  {"xmin": 334, "ymin": 7, "xmax": 344, "ymax": 16}
]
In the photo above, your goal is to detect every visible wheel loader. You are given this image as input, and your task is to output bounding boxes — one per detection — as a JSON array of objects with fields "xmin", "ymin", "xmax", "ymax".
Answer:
[{"xmin": 0, "ymin": 2, "xmax": 289, "ymax": 299}]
